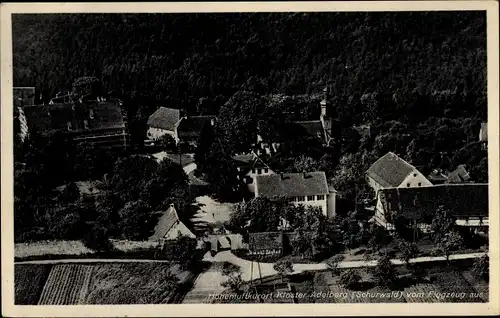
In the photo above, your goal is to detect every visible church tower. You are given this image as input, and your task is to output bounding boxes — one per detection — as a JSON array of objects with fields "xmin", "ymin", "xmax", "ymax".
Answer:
[{"xmin": 320, "ymin": 86, "xmax": 328, "ymax": 118}]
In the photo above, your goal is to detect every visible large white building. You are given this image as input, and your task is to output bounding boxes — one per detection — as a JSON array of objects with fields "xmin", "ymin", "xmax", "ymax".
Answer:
[
  {"xmin": 254, "ymin": 171, "xmax": 336, "ymax": 218},
  {"xmin": 366, "ymin": 152, "xmax": 432, "ymax": 196}
]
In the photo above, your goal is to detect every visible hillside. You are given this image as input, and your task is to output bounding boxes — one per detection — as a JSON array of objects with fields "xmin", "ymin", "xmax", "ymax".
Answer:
[{"xmin": 12, "ymin": 12, "xmax": 486, "ymax": 122}]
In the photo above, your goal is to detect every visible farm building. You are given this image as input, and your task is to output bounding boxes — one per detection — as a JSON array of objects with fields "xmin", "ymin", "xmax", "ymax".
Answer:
[{"xmin": 150, "ymin": 204, "xmax": 195, "ymax": 241}]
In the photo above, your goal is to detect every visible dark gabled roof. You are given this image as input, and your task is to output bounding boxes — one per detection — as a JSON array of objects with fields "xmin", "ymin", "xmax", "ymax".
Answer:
[
  {"xmin": 379, "ymin": 183, "xmax": 489, "ymax": 222},
  {"xmin": 255, "ymin": 171, "xmax": 329, "ymax": 198},
  {"xmin": 232, "ymin": 151, "xmax": 270, "ymax": 174},
  {"xmin": 285, "ymin": 120, "xmax": 325, "ymax": 143},
  {"xmin": 480, "ymin": 122, "xmax": 487, "ymax": 142},
  {"xmin": 249, "ymin": 232, "xmax": 283, "ymax": 250},
  {"xmin": 353, "ymin": 125, "xmax": 371, "ymax": 138},
  {"xmin": 366, "ymin": 152, "xmax": 415, "ymax": 188},
  {"xmin": 23, "ymin": 101, "xmax": 125, "ymax": 134},
  {"xmin": 176, "ymin": 115, "xmax": 215, "ymax": 139},
  {"xmin": 150, "ymin": 205, "xmax": 190, "ymax": 240},
  {"xmin": 147, "ymin": 107, "xmax": 180, "ymax": 131},
  {"xmin": 14, "ymin": 87, "xmax": 35, "ymax": 107}
]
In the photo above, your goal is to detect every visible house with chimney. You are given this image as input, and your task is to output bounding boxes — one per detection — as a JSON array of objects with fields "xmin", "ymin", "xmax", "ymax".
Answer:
[
  {"xmin": 366, "ymin": 152, "xmax": 433, "ymax": 197},
  {"xmin": 255, "ymin": 87, "xmax": 335, "ymax": 156},
  {"xmin": 373, "ymin": 183, "xmax": 488, "ymax": 232},
  {"xmin": 233, "ymin": 151, "xmax": 275, "ymax": 193},
  {"xmin": 19, "ymin": 98, "xmax": 128, "ymax": 150},
  {"xmin": 254, "ymin": 171, "xmax": 336, "ymax": 218}
]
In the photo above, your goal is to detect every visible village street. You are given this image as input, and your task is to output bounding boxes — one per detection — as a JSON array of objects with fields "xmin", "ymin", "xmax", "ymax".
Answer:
[{"xmin": 180, "ymin": 250, "xmax": 488, "ymax": 302}]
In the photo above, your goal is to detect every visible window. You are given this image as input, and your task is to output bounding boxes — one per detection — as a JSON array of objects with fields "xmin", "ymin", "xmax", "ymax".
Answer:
[
  {"xmin": 418, "ymin": 182, "xmax": 422, "ymax": 186},
  {"xmin": 413, "ymin": 173, "xmax": 417, "ymax": 177},
  {"xmin": 307, "ymin": 195, "xmax": 315, "ymax": 201},
  {"xmin": 246, "ymin": 177, "xmax": 253, "ymax": 184},
  {"xmin": 407, "ymin": 183, "xmax": 410, "ymax": 187},
  {"xmin": 317, "ymin": 195, "xmax": 325, "ymax": 200},
  {"xmin": 257, "ymin": 168, "xmax": 262, "ymax": 175},
  {"xmin": 296, "ymin": 196, "xmax": 305, "ymax": 202},
  {"xmin": 264, "ymin": 168, "xmax": 269, "ymax": 173},
  {"xmin": 251, "ymin": 169, "xmax": 256, "ymax": 174}
]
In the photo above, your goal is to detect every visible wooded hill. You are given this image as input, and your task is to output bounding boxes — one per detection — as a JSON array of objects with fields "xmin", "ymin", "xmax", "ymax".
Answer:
[{"xmin": 13, "ymin": 12, "xmax": 486, "ymax": 123}]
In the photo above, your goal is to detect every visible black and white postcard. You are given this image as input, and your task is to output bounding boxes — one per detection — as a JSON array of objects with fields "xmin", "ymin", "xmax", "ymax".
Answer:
[{"xmin": 1, "ymin": 1, "xmax": 499, "ymax": 317}]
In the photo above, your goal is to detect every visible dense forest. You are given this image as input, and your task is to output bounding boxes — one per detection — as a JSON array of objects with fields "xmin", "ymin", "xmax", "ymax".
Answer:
[
  {"xmin": 13, "ymin": 12, "xmax": 486, "ymax": 119},
  {"xmin": 12, "ymin": 12, "xmax": 488, "ymax": 243}
]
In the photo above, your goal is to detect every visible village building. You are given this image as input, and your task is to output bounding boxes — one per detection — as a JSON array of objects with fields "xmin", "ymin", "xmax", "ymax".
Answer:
[
  {"xmin": 255, "ymin": 87, "xmax": 334, "ymax": 156},
  {"xmin": 254, "ymin": 171, "xmax": 336, "ymax": 218},
  {"xmin": 204, "ymin": 234, "xmax": 246, "ymax": 254},
  {"xmin": 427, "ymin": 164, "xmax": 472, "ymax": 185},
  {"xmin": 14, "ymin": 87, "xmax": 36, "ymax": 107},
  {"xmin": 366, "ymin": 152, "xmax": 433, "ymax": 196},
  {"xmin": 150, "ymin": 204, "xmax": 196, "ymax": 241},
  {"xmin": 446, "ymin": 164, "xmax": 472, "ymax": 183},
  {"xmin": 372, "ymin": 183, "xmax": 489, "ymax": 232},
  {"xmin": 233, "ymin": 151, "xmax": 275, "ymax": 193},
  {"xmin": 19, "ymin": 99, "xmax": 129, "ymax": 150},
  {"xmin": 146, "ymin": 107, "xmax": 181, "ymax": 140},
  {"xmin": 479, "ymin": 122, "xmax": 487, "ymax": 150},
  {"xmin": 146, "ymin": 107, "xmax": 215, "ymax": 151},
  {"xmin": 174, "ymin": 115, "xmax": 216, "ymax": 150}
]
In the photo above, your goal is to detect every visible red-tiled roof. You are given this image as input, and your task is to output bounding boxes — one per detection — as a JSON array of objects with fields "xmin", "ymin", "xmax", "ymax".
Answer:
[
  {"xmin": 255, "ymin": 171, "xmax": 329, "ymax": 198},
  {"xmin": 147, "ymin": 107, "xmax": 180, "ymax": 131},
  {"xmin": 366, "ymin": 152, "xmax": 415, "ymax": 188}
]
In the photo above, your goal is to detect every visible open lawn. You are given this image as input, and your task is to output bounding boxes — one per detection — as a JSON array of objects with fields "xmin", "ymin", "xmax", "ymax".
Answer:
[{"xmin": 15, "ymin": 263, "xmax": 194, "ymax": 305}]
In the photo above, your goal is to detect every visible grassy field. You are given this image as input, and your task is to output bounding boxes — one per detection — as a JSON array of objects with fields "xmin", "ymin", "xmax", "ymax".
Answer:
[
  {"xmin": 14, "ymin": 263, "xmax": 194, "ymax": 305},
  {"xmin": 14, "ymin": 240, "xmax": 160, "ymax": 261},
  {"xmin": 14, "ymin": 264, "xmax": 53, "ymax": 305}
]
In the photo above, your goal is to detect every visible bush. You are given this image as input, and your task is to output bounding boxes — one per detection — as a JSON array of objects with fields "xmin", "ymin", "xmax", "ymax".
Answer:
[
  {"xmin": 222, "ymin": 262, "xmax": 241, "ymax": 276},
  {"xmin": 472, "ymin": 254, "xmax": 489, "ymax": 281},
  {"xmin": 339, "ymin": 269, "xmax": 361, "ymax": 289},
  {"xmin": 326, "ymin": 254, "xmax": 345, "ymax": 275},
  {"xmin": 371, "ymin": 253, "xmax": 397, "ymax": 287},
  {"xmin": 82, "ymin": 226, "xmax": 112, "ymax": 251}
]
